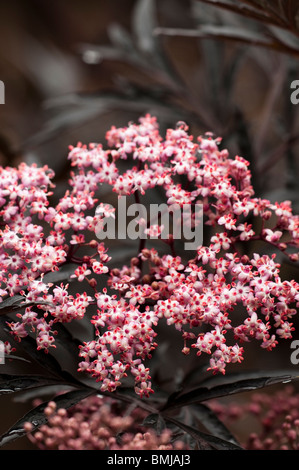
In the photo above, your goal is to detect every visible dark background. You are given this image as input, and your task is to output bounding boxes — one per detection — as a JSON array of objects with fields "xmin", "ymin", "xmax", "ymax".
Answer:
[
  {"xmin": 0, "ymin": 0, "xmax": 299, "ymax": 450},
  {"xmin": 0, "ymin": 0, "xmax": 299, "ymax": 202}
]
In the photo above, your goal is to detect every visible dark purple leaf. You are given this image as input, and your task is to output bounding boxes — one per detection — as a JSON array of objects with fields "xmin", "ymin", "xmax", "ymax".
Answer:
[
  {"xmin": 196, "ymin": 369, "xmax": 297, "ymax": 388},
  {"xmin": 0, "ymin": 324, "xmax": 83, "ymax": 387},
  {"xmin": 191, "ymin": 403, "xmax": 241, "ymax": 446},
  {"xmin": 0, "ymin": 295, "xmax": 54, "ymax": 317},
  {"xmin": 163, "ymin": 415, "xmax": 244, "ymax": 450},
  {"xmin": 0, "ymin": 296, "xmax": 25, "ymax": 316},
  {"xmin": 162, "ymin": 374, "xmax": 294, "ymax": 410},
  {"xmin": 0, "ymin": 374, "xmax": 63, "ymax": 395}
]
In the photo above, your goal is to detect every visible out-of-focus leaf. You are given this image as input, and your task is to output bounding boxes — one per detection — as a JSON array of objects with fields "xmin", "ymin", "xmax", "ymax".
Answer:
[
  {"xmin": 267, "ymin": 24, "xmax": 299, "ymax": 50},
  {"xmin": 24, "ymin": 93, "xmax": 190, "ymax": 149},
  {"xmin": 281, "ymin": 0, "xmax": 299, "ymax": 27},
  {"xmin": 155, "ymin": 16, "xmax": 299, "ymax": 58},
  {"xmin": 162, "ymin": 374, "xmax": 295, "ymax": 410},
  {"xmin": 195, "ymin": 0, "xmax": 287, "ymax": 27},
  {"xmin": 254, "ymin": 55, "xmax": 287, "ymax": 155},
  {"xmin": 0, "ymin": 388, "xmax": 94, "ymax": 448},
  {"xmin": 154, "ymin": 24, "xmax": 282, "ymax": 48},
  {"xmin": 0, "ymin": 374, "xmax": 63, "ymax": 395},
  {"xmin": 108, "ymin": 23, "xmax": 137, "ymax": 54},
  {"xmin": 24, "ymin": 96, "xmax": 115, "ymax": 149},
  {"xmin": 132, "ymin": 0, "xmax": 157, "ymax": 55},
  {"xmin": 78, "ymin": 43, "xmax": 144, "ymax": 66},
  {"xmin": 195, "ymin": 1, "xmax": 299, "ymax": 56}
]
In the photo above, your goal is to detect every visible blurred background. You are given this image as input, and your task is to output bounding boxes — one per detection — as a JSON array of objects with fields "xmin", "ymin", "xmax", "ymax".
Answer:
[
  {"xmin": 0, "ymin": 0, "xmax": 299, "ymax": 450},
  {"xmin": 0, "ymin": 0, "xmax": 298, "ymax": 205}
]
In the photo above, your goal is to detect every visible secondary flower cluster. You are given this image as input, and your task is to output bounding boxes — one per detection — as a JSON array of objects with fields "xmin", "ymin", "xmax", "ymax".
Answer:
[
  {"xmin": 24, "ymin": 394, "xmax": 188, "ymax": 450},
  {"xmin": 210, "ymin": 386, "xmax": 299, "ymax": 450},
  {"xmin": 0, "ymin": 115, "xmax": 298, "ymax": 396}
]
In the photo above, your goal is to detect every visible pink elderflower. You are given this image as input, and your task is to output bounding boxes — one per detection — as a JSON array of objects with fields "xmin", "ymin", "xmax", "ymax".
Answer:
[
  {"xmin": 91, "ymin": 261, "xmax": 109, "ymax": 275},
  {"xmin": 24, "ymin": 394, "xmax": 189, "ymax": 450},
  {"xmin": 71, "ymin": 264, "xmax": 92, "ymax": 282},
  {"xmin": 0, "ymin": 115, "xmax": 298, "ymax": 396}
]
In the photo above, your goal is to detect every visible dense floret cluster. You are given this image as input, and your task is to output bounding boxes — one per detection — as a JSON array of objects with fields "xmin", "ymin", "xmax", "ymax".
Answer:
[
  {"xmin": 0, "ymin": 115, "xmax": 298, "ymax": 397},
  {"xmin": 24, "ymin": 395, "xmax": 188, "ymax": 450}
]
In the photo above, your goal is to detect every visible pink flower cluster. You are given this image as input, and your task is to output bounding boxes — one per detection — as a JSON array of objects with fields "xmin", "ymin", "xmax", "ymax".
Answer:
[
  {"xmin": 24, "ymin": 394, "xmax": 188, "ymax": 450},
  {"xmin": 0, "ymin": 115, "xmax": 299, "ymax": 397},
  {"xmin": 210, "ymin": 386, "xmax": 299, "ymax": 450}
]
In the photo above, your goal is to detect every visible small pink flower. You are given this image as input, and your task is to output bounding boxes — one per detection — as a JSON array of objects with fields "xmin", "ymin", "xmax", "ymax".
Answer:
[
  {"xmin": 91, "ymin": 261, "xmax": 109, "ymax": 275},
  {"xmin": 71, "ymin": 264, "xmax": 92, "ymax": 282},
  {"xmin": 263, "ymin": 228, "xmax": 283, "ymax": 243},
  {"xmin": 217, "ymin": 214, "xmax": 237, "ymax": 230}
]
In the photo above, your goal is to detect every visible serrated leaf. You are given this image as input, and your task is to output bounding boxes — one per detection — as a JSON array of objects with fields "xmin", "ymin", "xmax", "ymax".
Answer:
[{"xmin": 0, "ymin": 388, "xmax": 94, "ymax": 448}]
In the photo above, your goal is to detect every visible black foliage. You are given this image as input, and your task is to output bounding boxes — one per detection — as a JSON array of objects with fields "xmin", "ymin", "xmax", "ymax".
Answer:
[
  {"xmin": 162, "ymin": 374, "xmax": 294, "ymax": 410},
  {"xmin": 0, "ymin": 374, "xmax": 64, "ymax": 396},
  {"xmin": 162, "ymin": 415, "xmax": 244, "ymax": 450}
]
